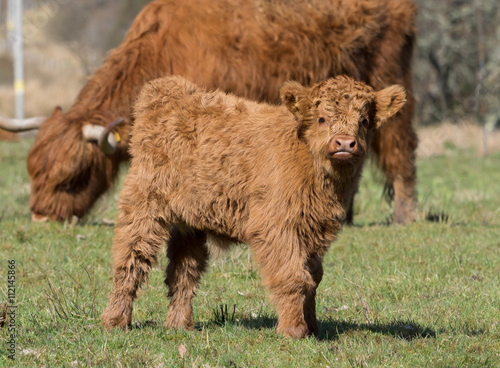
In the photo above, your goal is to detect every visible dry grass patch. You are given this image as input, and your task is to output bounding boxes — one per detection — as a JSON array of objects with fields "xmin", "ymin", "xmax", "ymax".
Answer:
[{"xmin": 417, "ymin": 120, "xmax": 500, "ymax": 158}]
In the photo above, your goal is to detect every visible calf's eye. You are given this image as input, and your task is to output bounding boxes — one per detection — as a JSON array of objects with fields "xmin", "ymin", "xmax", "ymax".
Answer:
[
  {"xmin": 318, "ymin": 117, "xmax": 326, "ymax": 124},
  {"xmin": 360, "ymin": 118, "xmax": 368, "ymax": 127}
]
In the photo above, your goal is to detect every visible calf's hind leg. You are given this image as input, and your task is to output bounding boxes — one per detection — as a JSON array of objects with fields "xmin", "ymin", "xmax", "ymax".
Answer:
[
  {"xmin": 164, "ymin": 227, "xmax": 209, "ymax": 330},
  {"xmin": 303, "ymin": 253, "xmax": 324, "ymax": 336}
]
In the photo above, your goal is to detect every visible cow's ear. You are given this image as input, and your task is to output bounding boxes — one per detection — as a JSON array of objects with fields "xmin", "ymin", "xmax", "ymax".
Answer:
[
  {"xmin": 280, "ymin": 81, "xmax": 310, "ymax": 119},
  {"xmin": 374, "ymin": 85, "xmax": 406, "ymax": 127},
  {"xmin": 51, "ymin": 106, "xmax": 63, "ymax": 117}
]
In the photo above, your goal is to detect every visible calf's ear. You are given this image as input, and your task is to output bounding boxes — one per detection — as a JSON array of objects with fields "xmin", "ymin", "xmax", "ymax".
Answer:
[
  {"xmin": 280, "ymin": 81, "xmax": 310, "ymax": 119},
  {"xmin": 374, "ymin": 85, "xmax": 406, "ymax": 126}
]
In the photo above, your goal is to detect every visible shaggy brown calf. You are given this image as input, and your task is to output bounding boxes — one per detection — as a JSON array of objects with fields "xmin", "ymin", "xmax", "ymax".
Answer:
[
  {"xmin": 101, "ymin": 76, "xmax": 406, "ymax": 338},
  {"xmin": 27, "ymin": 0, "xmax": 418, "ymax": 224}
]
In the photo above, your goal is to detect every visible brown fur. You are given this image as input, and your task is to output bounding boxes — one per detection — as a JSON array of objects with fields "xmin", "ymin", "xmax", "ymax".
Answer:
[
  {"xmin": 101, "ymin": 75, "xmax": 406, "ymax": 338},
  {"xmin": 0, "ymin": 129, "xmax": 18, "ymax": 141},
  {"xmin": 27, "ymin": 0, "xmax": 418, "ymax": 224}
]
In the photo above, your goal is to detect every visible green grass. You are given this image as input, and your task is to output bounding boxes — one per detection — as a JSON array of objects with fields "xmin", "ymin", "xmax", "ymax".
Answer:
[{"xmin": 1, "ymin": 139, "xmax": 499, "ymax": 367}]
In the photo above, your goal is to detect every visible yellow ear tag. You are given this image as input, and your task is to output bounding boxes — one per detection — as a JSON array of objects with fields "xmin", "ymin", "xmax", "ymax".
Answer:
[{"xmin": 114, "ymin": 132, "xmax": 121, "ymax": 142}]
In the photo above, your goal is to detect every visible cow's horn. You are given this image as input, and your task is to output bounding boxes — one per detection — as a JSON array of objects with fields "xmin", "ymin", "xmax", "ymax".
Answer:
[
  {"xmin": 0, "ymin": 114, "xmax": 46, "ymax": 132},
  {"xmin": 82, "ymin": 118, "xmax": 125, "ymax": 155}
]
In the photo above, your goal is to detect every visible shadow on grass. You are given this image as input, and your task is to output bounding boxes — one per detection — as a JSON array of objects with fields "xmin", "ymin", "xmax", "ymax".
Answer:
[
  {"xmin": 130, "ymin": 315, "xmax": 436, "ymax": 342},
  {"xmin": 128, "ymin": 303, "xmax": 436, "ymax": 341},
  {"xmin": 366, "ymin": 217, "xmax": 393, "ymax": 227},
  {"xmin": 131, "ymin": 320, "xmax": 159, "ymax": 330},
  {"xmin": 361, "ymin": 209, "xmax": 452, "ymax": 227},
  {"xmin": 317, "ymin": 318, "xmax": 436, "ymax": 341},
  {"xmin": 425, "ymin": 210, "xmax": 450, "ymax": 223},
  {"xmin": 200, "ymin": 312, "xmax": 436, "ymax": 341}
]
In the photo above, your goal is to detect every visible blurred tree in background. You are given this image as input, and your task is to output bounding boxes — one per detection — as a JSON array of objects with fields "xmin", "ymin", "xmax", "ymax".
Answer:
[{"xmin": 413, "ymin": 0, "xmax": 500, "ymax": 126}]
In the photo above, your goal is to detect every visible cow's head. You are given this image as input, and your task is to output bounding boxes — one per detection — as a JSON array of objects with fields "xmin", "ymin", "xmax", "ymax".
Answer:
[
  {"xmin": 27, "ymin": 107, "xmax": 127, "ymax": 222},
  {"xmin": 280, "ymin": 76, "xmax": 406, "ymax": 177}
]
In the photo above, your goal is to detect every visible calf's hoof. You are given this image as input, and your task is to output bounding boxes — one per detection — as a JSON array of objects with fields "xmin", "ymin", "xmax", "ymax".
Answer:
[
  {"xmin": 101, "ymin": 299, "xmax": 133, "ymax": 330},
  {"xmin": 306, "ymin": 320, "xmax": 319, "ymax": 337},
  {"xmin": 101, "ymin": 311, "xmax": 131, "ymax": 330},
  {"xmin": 165, "ymin": 320, "xmax": 195, "ymax": 331},
  {"xmin": 165, "ymin": 310, "xmax": 195, "ymax": 330},
  {"xmin": 278, "ymin": 323, "xmax": 310, "ymax": 339}
]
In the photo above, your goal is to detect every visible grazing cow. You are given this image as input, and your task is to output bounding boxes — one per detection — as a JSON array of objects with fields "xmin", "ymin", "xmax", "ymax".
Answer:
[
  {"xmin": 101, "ymin": 75, "xmax": 406, "ymax": 338},
  {"xmin": 26, "ymin": 0, "xmax": 418, "ymax": 224}
]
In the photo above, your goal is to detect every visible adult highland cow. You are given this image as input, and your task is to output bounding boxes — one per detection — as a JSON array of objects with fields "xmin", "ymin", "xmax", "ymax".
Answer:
[
  {"xmin": 101, "ymin": 75, "xmax": 407, "ymax": 338},
  {"xmin": 27, "ymin": 0, "xmax": 418, "ymax": 224}
]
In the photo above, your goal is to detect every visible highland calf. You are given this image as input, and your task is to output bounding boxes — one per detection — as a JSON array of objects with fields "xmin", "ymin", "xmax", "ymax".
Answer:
[
  {"xmin": 101, "ymin": 76, "xmax": 406, "ymax": 338},
  {"xmin": 27, "ymin": 0, "xmax": 418, "ymax": 225}
]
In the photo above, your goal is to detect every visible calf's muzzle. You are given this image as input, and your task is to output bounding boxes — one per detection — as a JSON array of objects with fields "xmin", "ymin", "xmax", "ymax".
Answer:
[{"xmin": 327, "ymin": 134, "xmax": 358, "ymax": 159}]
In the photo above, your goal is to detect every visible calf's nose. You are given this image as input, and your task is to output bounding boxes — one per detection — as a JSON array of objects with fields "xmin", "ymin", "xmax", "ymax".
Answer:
[{"xmin": 332, "ymin": 135, "xmax": 357, "ymax": 153}]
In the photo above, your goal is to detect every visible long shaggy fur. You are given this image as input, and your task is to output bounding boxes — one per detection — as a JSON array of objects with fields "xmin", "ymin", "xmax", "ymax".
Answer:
[
  {"xmin": 27, "ymin": 0, "xmax": 418, "ymax": 223},
  {"xmin": 100, "ymin": 75, "xmax": 407, "ymax": 338}
]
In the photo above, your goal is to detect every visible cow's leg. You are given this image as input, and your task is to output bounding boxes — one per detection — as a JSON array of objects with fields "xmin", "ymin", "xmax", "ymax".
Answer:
[
  {"xmin": 344, "ymin": 185, "xmax": 358, "ymax": 226},
  {"xmin": 101, "ymin": 208, "xmax": 170, "ymax": 329},
  {"xmin": 345, "ymin": 196, "xmax": 354, "ymax": 225},
  {"xmin": 393, "ymin": 173, "xmax": 417, "ymax": 224},
  {"xmin": 369, "ymin": 25, "xmax": 418, "ymax": 225},
  {"xmin": 164, "ymin": 227, "xmax": 208, "ymax": 330},
  {"xmin": 303, "ymin": 253, "xmax": 324, "ymax": 336},
  {"xmin": 252, "ymin": 238, "xmax": 317, "ymax": 338},
  {"xmin": 372, "ymin": 110, "xmax": 418, "ymax": 224}
]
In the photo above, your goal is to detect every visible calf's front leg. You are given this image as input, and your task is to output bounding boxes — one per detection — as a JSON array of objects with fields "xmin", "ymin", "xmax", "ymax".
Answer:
[
  {"xmin": 101, "ymin": 183, "xmax": 170, "ymax": 329},
  {"xmin": 303, "ymin": 253, "xmax": 324, "ymax": 336},
  {"xmin": 253, "ymin": 239, "xmax": 318, "ymax": 338}
]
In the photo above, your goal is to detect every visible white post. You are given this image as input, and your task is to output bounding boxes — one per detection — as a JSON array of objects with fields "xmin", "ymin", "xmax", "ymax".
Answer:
[
  {"xmin": 7, "ymin": 0, "xmax": 24, "ymax": 119},
  {"xmin": 475, "ymin": 0, "xmax": 487, "ymax": 155}
]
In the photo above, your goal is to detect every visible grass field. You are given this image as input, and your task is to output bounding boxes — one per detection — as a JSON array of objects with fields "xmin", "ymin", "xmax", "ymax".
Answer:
[{"xmin": 0, "ymin": 138, "xmax": 499, "ymax": 367}]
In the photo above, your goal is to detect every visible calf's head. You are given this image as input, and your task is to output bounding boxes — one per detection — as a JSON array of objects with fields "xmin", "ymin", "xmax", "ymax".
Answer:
[
  {"xmin": 27, "ymin": 107, "xmax": 126, "ymax": 222},
  {"xmin": 280, "ymin": 76, "xmax": 406, "ymax": 175}
]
